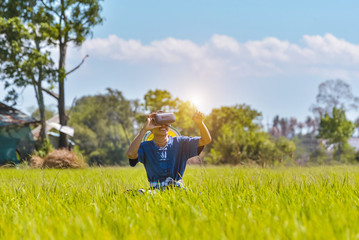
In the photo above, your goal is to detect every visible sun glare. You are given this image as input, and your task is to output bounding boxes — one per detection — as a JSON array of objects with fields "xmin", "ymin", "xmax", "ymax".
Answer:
[
  {"xmin": 190, "ymin": 96, "xmax": 202, "ymax": 111},
  {"xmin": 186, "ymin": 92, "xmax": 210, "ymax": 113}
]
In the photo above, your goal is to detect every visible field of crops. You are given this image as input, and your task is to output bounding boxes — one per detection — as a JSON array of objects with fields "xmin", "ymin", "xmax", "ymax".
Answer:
[{"xmin": 0, "ymin": 165, "xmax": 359, "ymax": 239}]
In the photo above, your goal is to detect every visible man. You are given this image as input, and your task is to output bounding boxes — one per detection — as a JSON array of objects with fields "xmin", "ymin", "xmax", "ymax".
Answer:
[{"xmin": 127, "ymin": 110, "xmax": 211, "ymax": 189}]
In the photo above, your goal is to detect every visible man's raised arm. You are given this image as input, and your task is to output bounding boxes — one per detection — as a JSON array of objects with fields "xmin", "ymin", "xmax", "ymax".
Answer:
[
  {"xmin": 192, "ymin": 110, "xmax": 212, "ymax": 147},
  {"xmin": 126, "ymin": 114, "xmax": 160, "ymax": 159}
]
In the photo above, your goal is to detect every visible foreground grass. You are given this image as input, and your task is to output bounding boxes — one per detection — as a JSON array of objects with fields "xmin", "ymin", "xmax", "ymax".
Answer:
[{"xmin": 0, "ymin": 166, "xmax": 359, "ymax": 239}]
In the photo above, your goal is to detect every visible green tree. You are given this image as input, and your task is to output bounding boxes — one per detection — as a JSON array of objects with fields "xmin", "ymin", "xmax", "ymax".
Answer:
[
  {"xmin": 31, "ymin": 107, "xmax": 55, "ymax": 121},
  {"xmin": 293, "ymin": 134, "xmax": 320, "ymax": 165},
  {"xmin": 206, "ymin": 105, "xmax": 295, "ymax": 166},
  {"xmin": 311, "ymin": 79, "xmax": 359, "ymax": 117},
  {"xmin": 173, "ymin": 100, "xmax": 198, "ymax": 136},
  {"xmin": 333, "ymin": 142, "xmax": 356, "ymax": 164},
  {"xmin": 140, "ymin": 90, "xmax": 208, "ymax": 140},
  {"xmin": 275, "ymin": 136, "xmax": 296, "ymax": 163},
  {"xmin": 0, "ymin": 0, "xmax": 103, "ymax": 148},
  {"xmin": 206, "ymin": 105, "xmax": 261, "ymax": 142},
  {"xmin": 143, "ymin": 89, "xmax": 179, "ymax": 113},
  {"xmin": 69, "ymin": 89, "xmax": 136, "ymax": 165},
  {"xmin": 41, "ymin": 0, "xmax": 103, "ymax": 148},
  {"xmin": 0, "ymin": 1, "xmax": 57, "ymax": 142},
  {"xmin": 310, "ymin": 142, "xmax": 330, "ymax": 165},
  {"xmin": 318, "ymin": 107, "xmax": 355, "ymax": 162}
]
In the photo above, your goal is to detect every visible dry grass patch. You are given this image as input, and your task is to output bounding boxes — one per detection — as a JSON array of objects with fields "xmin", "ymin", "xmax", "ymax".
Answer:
[{"xmin": 31, "ymin": 149, "xmax": 85, "ymax": 169}]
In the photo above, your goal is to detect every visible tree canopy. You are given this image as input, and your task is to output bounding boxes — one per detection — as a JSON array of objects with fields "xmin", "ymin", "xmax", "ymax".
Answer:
[
  {"xmin": 311, "ymin": 79, "xmax": 359, "ymax": 117},
  {"xmin": 69, "ymin": 89, "xmax": 136, "ymax": 165},
  {"xmin": 205, "ymin": 105, "xmax": 295, "ymax": 166},
  {"xmin": 0, "ymin": 1, "xmax": 57, "ymax": 141},
  {"xmin": 0, "ymin": 0, "xmax": 104, "ymax": 148},
  {"xmin": 318, "ymin": 107, "xmax": 355, "ymax": 162}
]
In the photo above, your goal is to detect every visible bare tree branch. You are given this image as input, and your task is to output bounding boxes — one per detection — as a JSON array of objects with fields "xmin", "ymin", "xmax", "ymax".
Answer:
[
  {"xmin": 42, "ymin": 88, "xmax": 59, "ymax": 100},
  {"xmin": 65, "ymin": 54, "xmax": 89, "ymax": 76},
  {"xmin": 39, "ymin": 0, "xmax": 61, "ymax": 18}
]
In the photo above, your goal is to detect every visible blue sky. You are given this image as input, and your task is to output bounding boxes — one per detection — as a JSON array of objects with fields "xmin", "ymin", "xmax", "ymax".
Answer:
[
  {"xmin": 96, "ymin": 0, "xmax": 358, "ymax": 44},
  {"xmin": 1, "ymin": 0, "xmax": 359, "ymax": 125}
]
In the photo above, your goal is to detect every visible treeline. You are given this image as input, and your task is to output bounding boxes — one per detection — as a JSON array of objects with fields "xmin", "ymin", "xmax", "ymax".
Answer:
[
  {"xmin": 269, "ymin": 79, "xmax": 359, "ymax": 165},
  {"xmin": 67, "ymin": 79, "xmax": 359, "ymax": 166},
  {"xmin": 68, "ymin": 88, "xmax": 296, "ymax": 166}
]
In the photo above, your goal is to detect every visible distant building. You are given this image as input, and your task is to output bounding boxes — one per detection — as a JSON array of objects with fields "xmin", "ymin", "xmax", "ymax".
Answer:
[
  {"xmin": 0, "ymin": 102, "xmax": 38, "ymax": 164},
  {"xmin": 321, "ymin": 137, "xmax": 359, "ymax": 153},
  {"xmin": 32, "ymin": 114, "xmax": 75, "ymax": 149}
]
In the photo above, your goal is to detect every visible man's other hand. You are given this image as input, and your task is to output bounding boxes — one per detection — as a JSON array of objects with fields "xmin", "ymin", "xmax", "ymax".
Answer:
[{"xmin": 192, "ymin": 110, "xmax": 204, "ymax": 125}]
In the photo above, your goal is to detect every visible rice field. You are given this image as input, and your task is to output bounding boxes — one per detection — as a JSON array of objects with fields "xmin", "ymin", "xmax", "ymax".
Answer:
[{"xmin": 0, "ymin": 165, "xmax": 359, "ymax": 239}]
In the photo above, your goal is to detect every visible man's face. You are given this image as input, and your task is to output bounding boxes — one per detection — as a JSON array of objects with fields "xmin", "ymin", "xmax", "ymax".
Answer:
[{"xmin": 151, "ymin": 124, "xmax": 170, "ymax": 137}]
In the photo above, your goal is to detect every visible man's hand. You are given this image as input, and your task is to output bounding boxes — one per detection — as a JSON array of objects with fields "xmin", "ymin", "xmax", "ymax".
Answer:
[
  {"xmin": 192, "ymin": 110, "xmax": 204, "ymax": 125},
  {"xmin": 142, "ymin": 113, "xmax": 161, "ymax": 132},
  {"xmin": 127, "ymin": 113, "xmax": 160, "ymax": 160},
  {"xmin": 192, "ymin": 110, "xmax": 212, "ymax": 146}
]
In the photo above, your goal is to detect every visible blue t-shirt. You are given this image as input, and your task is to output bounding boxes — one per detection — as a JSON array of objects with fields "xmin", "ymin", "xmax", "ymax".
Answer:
[{"xmin": 137, "ymin": 136, "xmax": 200, "ymax": 182}]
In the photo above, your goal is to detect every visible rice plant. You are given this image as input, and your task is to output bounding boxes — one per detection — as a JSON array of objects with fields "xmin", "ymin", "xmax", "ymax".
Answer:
[{"xmin": 0, "ymin": 166, "xmax": 359, "ymax": 239}]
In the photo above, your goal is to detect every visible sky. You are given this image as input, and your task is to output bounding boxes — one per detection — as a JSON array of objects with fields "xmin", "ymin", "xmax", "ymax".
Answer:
[{"xmin": 1, "ymin": 0, "xmax": 359, "ymax": 125}]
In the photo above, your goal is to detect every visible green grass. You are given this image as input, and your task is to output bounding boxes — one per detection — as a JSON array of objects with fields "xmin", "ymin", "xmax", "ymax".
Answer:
[{"xmin": 1, "ymin": 166, "xmax": 359, "ymax": 239}]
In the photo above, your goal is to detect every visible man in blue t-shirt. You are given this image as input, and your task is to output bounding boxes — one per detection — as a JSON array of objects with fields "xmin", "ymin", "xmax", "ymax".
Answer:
[{"xmin": 127, "ymin": 110, "xmax": 211, "ymax": 189}]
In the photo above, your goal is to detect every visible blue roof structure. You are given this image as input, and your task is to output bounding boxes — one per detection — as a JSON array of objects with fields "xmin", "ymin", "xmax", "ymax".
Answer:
[{"xmin": 0, "ymin": 102, "xmax": 38, "ymax": 127}]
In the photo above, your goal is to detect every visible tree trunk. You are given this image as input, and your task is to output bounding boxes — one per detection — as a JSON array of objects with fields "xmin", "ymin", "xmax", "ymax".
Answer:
[
  {"xmin": 337, "ymin": 143, "xmax": 341, "ymax": 162},
  {"xmin": 33, "ymin": 80, "xmax": 46, "ymax": 143},
  {"xmin": 31, "ymin": 0, "xmax": 47, "ymax": 144},
  {"xmin": 38, "ymin": 81, "xmax": 46, "ymax": 142},
  {"xmin": 34, "ymin": 36, "xmax": 47, "ymax": 144},
  {"xmin": 58, "ymin": 42, "xmax": 68, "ymax": 149}
]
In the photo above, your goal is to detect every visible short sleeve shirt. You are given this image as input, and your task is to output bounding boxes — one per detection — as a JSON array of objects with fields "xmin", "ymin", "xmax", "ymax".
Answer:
[{"xmin": 138, "ymin": 136, "xmax": 200, "ymax": 182}]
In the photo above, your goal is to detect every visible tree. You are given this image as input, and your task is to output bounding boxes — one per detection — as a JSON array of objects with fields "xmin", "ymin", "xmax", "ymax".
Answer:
[
  {"xmin": 31, "ymin": 107, "xmax": 55, "ymax": 121},
  {"xmin": 269, "ymin": 116, "xmax": 298, "ymax": 139},
  {"xmin": 206, "ymin": 105, "xmax": 295, "ymax": 166},
  {"xmin": 305, "ymin": 116, "xmax": 315, "ymax": 134},
  {"xmin": 0, "ymin": 1, "xmax": 57, "ymax": 142},
  {"xmin": 141, "ymin": 89, "xmax": 201, "ymax": 137},
  {"xmin": 333, "ymin": 142, "xmax": 356, "ymax": 163},
  {"xmin": 173, "ymin": 100, "xmax": 198, "ymax": 136},
  {"xmin": 355, "ymin": 117, "xmax": 359, "ymax": 137},
  {"xmin": 206, "ymin": 104, "xmax": 262, "ymax": 143},
  {"xmin": 143, "ymin": 89, "xmax": 179, "ymax": 113},
  {"xmin": 0, "ymin": 0, "xmax": 103, "ymax": 148},
  {"xmin": 41, "ymin": 0, "xmax": 103, "ymax": 148},
  {"xmin": 269, "ymin": 115, "xmax": 281, "ymax": 138},
  {"xmin": 318, "ymin": 107, "xmax": 355, "ymax": 162},
  {"xmin": 297, "ymin": 122, "xmax": 304, "ymax": 136},
  {"xmin": 69, "ymin": 89, "xmax": 136, "ymax": 165},
  {"xmin": 311, "ymin": 79, "xmax": 359, "ymax": 117},
  {"xmin": 309, "ymin": 142, "xmax": 330, "ymax": 165},
  {"xmin": 275, "ymin": 136, "xmax": 296, "ymax": 162}
]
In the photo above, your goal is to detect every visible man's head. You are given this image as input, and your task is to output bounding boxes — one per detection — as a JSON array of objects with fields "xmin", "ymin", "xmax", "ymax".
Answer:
[
  {"xmin": 151, "ymin": 124, "xmax": 170, "ymax": 137},
  {"xmin": 150, "ymin": 111, "xmax": 171, "ymax": 137}
]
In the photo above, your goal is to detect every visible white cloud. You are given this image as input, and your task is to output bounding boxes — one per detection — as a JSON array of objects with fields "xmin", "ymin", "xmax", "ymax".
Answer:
[
  {"xmin": 78, "ymin": 33, "xmax": 359, "ymax": 81},
  {"xmin": 210, "ymin": 34, "xmax": 240, "ymax": 53},
  {"xmin": 83, "ymin": 35, "xmax": 205, "ymax": 64},
  {"xmin": 302, "ymin": 34, "xmax": 359, "ymax": 64},
  {"xmin": 5, "ymin": 33, "xmax": 359, "ymax": 119}
]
